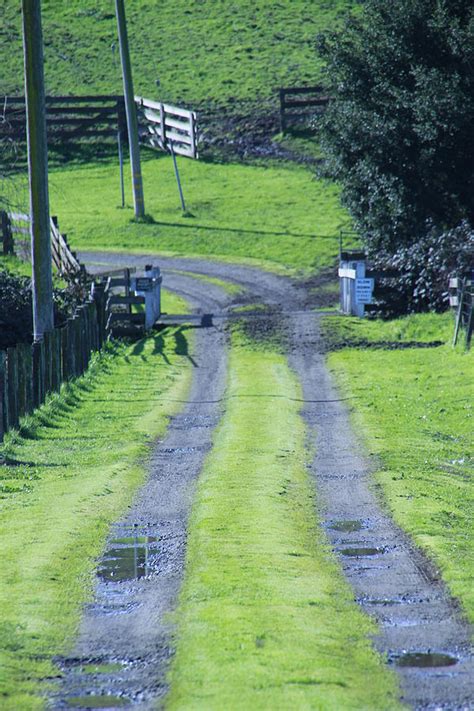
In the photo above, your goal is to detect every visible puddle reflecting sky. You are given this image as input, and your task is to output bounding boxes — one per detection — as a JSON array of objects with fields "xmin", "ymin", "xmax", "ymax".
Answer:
[{"xmin": 97, "ymin": 537, "xmax": 157, "ymax": 582}]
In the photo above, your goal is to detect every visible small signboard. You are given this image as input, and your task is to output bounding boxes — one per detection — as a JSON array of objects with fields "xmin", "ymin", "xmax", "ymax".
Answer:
[
  {"xmin": 135, "ymin": 277, "xmax": 153, "ymax": 292},
  {"xmin": 355, "ymin": 278, "xmax": 374, "ymax": 304}
]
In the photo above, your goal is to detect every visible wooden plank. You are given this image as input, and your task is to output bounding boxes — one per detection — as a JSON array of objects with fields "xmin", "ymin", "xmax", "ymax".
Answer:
[
  {"xmin": 172, "ymin": 144, "xmax": 194, "ymax": 158},
  {"xmin": 283, "ymin": 98, "xmax": 330, "ymax": 109},
  {"xmin": 164, "ymin": 116, "xmax": 192, "ymax": 133},
  {"xmin": 107, "ymin": 295, "xmax": 145, "ymax": 306},
  {"xmin": 165, "ymin": 129, "xmax": 192, "ymax": 146},
  {"xmin": 138, "ymin": 96, "xmax": 194, "ymax": 120},
  {"xmin": 162, "ymin": 102, "xmax": 194, "ymax": 119},
  {"xmin": 9, "ymin": 212, "xmax": 30, "ymax": 222},
  {"xmin": 143, "ymin": 107, "xmax": 162, "ymax": 125},
  {"xmin": 10, "ymin": 226, "xmax": 30, "ymax": 235},
  {"xmin": 46, "ymin": 106, "xmax": 118, "ymax": 115}
]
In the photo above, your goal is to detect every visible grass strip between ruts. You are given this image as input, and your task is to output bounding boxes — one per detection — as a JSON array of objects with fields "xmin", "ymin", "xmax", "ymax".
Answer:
[
  {"xmin": 0, "ymin": 291, "xmax": 192, "ymax": 710},
  {"xmin": 166, "ymin": 325, "xmax": 401, "ymax": 710},
  {"xmin": 328, "ymin": 343, "xmax": 474, "ymax": 624}
]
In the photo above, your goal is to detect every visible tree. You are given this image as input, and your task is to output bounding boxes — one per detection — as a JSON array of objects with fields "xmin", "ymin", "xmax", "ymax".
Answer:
[{"xmin": 317, "ymin": 0, "xmax": 474, "ymax": 257}]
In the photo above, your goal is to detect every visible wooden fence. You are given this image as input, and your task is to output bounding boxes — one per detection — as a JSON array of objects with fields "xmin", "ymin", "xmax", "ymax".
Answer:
[
  {"xmin": 0, "ymin": 95, "xmax": 126, "ymax": 143},
  {"xmin": 0, "ymin": 265, "xmax": 162, "ymax": 442},
  {"xmin": 135, "ymin": 96, "xmax": 198, "ymax": 159},
  {"xmin": 0, "ymin": 295, "xmax": 104, "ymax": 442},
  {"xmin": 279, "ymin": 86, "xmax": 330, "ymax": 133},
  {"xmin": 450, "ymin": 276, "xmax": 474, "ymax": 348},
  {"xmin": 1, "ymin": 211, "xmax": 84, "ymax": 279}
]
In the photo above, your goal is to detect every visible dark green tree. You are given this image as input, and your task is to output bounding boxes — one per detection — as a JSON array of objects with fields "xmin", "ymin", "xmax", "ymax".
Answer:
[{"xmin": 317, "ymin": 0, "xmax": 474, "ymax": 256}]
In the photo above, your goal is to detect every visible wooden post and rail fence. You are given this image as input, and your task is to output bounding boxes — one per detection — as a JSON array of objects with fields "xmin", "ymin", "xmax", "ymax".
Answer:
[
  {"xmin": 0, "ymin": 265, "xmax": 162, "ymax": 443},
  {"xmin": 278, "ymin": 86, "xmax": 330, "ymax": 133},
  {"xmin": 1, "ymin": 211, "xmax": 83, "ymax": 279}
]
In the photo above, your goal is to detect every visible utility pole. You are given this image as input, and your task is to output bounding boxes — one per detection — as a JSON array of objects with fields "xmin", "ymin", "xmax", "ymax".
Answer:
[
  {"xmin": 115, "ymin": 0, "xmax": 145, "ymax": 218},
  {"xmin": 22, "ymin": 0, "xmax": 54, "ymax": 340}
]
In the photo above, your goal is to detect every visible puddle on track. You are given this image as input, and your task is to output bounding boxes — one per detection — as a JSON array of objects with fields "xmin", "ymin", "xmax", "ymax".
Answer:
[
  {"xmin": 395, "ymin": 652, "xmax": 458, "ymax": 668},
  {"xmin": 66, "ymin": 695, "xmax": 130, "ymax": 708},
  {"xmin": 97, "ymin": 536, "xmax": 158, "ymax": 583},
  {"xmin": 340, "ymin": 547, "xmax": 384, "ymax": 557},
  {"xmin": 329, "ymin": 519, "xmax": 364, "ymax": 533}
]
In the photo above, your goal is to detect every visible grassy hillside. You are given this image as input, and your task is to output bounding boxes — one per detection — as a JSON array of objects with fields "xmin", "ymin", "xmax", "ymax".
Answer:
[
  {"xmin": 2, "ymin": 0, "xmax": 356, "ymax": 109},
  {"xmin": 5, "ymin": 154, "xmax": 352, "ymax": 272}
]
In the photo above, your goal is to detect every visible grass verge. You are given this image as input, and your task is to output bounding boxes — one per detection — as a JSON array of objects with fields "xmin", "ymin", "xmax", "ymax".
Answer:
[
  {"xmin": 326, "ymin": 314, "xmax": 474, "ymax": 623},
  {"xmin": 0, "ymin": 291, "xmax": 192, "ymax": 710},
  {"xmin": 166, "ymin": 324, "xmax": 401, "ymax": 710}
]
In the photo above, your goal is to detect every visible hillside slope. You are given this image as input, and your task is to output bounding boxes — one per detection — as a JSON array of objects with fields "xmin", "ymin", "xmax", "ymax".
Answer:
[{"xmin": 2, "ymin": 0, "xmax": 356, "ymax": 110}]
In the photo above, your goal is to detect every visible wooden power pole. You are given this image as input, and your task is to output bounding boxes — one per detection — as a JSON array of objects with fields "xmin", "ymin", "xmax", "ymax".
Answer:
[
  {"xmin": 22, "ymin": 0, "xmax": 54, "ymax": 340},
  {"xmin": 115, "ymin": 0, "xmax": 145, "ymax": 218}
]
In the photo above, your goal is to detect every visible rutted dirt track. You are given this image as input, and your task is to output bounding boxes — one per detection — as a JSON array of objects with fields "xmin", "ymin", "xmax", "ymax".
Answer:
[{"xmin": 57, "ymin": 252, "xmax": 474, "ymax": 710}]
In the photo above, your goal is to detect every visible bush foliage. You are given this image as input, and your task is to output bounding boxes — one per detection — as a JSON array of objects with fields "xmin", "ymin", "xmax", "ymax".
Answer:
[{"xmin": 318, "ymin": 0, "xmax": 474, "ymax": 299}]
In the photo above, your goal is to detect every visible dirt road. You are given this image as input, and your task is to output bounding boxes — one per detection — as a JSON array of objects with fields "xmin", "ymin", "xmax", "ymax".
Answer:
[{"xmin": 55, "ymin": 252, "xmax": 474, "ymax": 710}]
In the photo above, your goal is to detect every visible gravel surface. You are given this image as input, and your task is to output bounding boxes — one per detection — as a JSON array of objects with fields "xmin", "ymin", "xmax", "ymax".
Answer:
[{"xmin": 55, "ymin": 251, "xmax": 474, "ymax": 710}]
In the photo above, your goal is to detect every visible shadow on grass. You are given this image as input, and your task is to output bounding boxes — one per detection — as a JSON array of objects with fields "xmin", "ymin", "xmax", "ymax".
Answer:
[{"xmin": 138, "ymin": 217, "xmax": 337, "ymax": 242}]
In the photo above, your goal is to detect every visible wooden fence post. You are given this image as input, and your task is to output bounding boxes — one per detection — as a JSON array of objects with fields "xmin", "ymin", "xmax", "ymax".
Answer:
[
  {"xmin": 61, "ymin": 323, "xmax": 70, "ymax": 382},
  {"xmin": 32, "ymin": 339, "xmax": 43, "ymax": 409},
  {"xmin": 6, "ymin": 348, "xmax": 19, "ymax": 430},
  {"xmin": 21, "ymin": 342, "xmax": 33, "ymax": 415},
  {"xmin": 1, "ymin": 211, "xmax": 14, "ymax": 255},
  {"xmin": 279, "ymin": 88, "xmax": 286, "ymax": 134},
  {"xmin": 0, "ymin": 351, "xmax": 6, "ymax": 442}
]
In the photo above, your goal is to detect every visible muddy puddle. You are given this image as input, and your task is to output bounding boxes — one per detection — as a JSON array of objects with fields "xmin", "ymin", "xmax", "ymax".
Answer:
[
  {"xmin": 97, "ymin": 536, "xmax": 158, "ymax": 583},
  {"xmin": 340, "ymin": 546, "xmax": 384, "ymax": 557},
  {"xmin": 395, "ymin": 652, "xmax": 458, "ymax": 668},
  {"xmin": 329, "ymin": 519, "xmax": 364, "ymax": 533}
]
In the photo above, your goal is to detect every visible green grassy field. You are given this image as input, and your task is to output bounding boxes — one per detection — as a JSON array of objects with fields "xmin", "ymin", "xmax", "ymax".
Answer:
[
  {"xmin": 6, "ymin": 155, "xmax": 351, "ymax": 273},
  {"xmin": 2, "ymin": 0, "xmax": 357, "ymax": 108},
  {"xmin": 167, "ymin": 323, "xmax": 401, "ymax": 710},
  {"xmin": 325, "ymin": 314, "xmax": 474, "ymax": 623},
  {"xmin": 0, "ymin": 291, "xmax": 192, "ymax": 710}
]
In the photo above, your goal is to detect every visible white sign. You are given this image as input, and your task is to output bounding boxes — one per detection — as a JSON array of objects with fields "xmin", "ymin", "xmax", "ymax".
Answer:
[{"xmin": 355, "ymin": 278, "xmax": 374, "ymax": 304}]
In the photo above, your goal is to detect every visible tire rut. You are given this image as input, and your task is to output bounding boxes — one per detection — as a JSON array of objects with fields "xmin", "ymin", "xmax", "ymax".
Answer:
[{"xmin": 54, "ymin": 271, "xmax": 231, "ymax": 709}]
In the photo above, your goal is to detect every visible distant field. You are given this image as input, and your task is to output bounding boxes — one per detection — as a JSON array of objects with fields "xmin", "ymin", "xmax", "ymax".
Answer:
[
  {"xmin": 6, "ymin": 154, "xmax": 352, "ymax": 273},
  {"xmin": 2, "ymin": 0, "xmax": 357, "ymax": 108}
]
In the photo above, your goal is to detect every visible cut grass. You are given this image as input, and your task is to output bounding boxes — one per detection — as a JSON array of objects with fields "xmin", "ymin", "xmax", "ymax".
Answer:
[
  {"xmin": 6, "ymin": 156, "xmax": 351, "ymax": 274},
  {"xmin": 167, "ymin": 324, "xmax": 401, "ymax": 710},
  {"xmin": 0, "ymin": 291, "xmax": 193, "ymax": 710},
  {"xmin": 2, "ymin": 0, "xmax": 357, "ymax": 108},
  {"xmin": 326, "ymin": 314, "xmax": 474, "ymax": 623}
]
